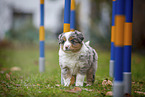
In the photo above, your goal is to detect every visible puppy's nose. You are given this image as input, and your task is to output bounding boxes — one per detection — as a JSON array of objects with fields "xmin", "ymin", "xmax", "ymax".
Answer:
[{"xmin": 65, "ymin": 46, "xmax": 69, "ymax": 50}]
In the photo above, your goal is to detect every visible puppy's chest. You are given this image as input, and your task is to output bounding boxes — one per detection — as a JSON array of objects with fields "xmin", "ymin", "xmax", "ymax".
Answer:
[
  {"xmin": 60, "ymin": 54, "xmax": 81, "ymax": 68},
  {"xmin": 60, "ymin": 54, "xmax": 84, "ymax": 75}
]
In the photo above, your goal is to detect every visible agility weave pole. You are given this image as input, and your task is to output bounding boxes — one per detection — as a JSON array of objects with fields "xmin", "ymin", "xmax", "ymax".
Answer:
[
  {"xmin": 61, "ymin": 0, "xmax": 71, "ymax": 85},
  {"xmin": 112, "ymin": 0, "xmax": 133, "ymax": 96},
  {"xmin": 123, "ymin": 0, "xmax": 133, "ymax": 94},
  {"xmin": 39, "ymin": 0, "xmax": 45, "ymax": 72},
  {"xmin": 113, "ymin": 0, "xmax": 125, "ymax": 96}
]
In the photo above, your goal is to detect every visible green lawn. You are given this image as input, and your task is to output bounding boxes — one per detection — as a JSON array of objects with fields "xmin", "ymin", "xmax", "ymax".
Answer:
[{"xmin": 0, "ymin": 45, "xmax": 145, "ymax": 97}]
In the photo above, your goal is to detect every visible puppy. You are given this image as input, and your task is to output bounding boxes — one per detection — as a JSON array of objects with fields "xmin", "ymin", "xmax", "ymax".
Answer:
[{"xmin": 58, "ymin": 30, "xmax": 98, "ymax": 86}]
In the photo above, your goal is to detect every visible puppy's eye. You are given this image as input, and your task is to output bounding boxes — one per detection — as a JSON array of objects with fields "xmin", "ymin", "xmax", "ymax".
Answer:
[
  {"xmin": 61, "ymin": 37, "xmax": 66, "ymax": 44},
  {"xmin": 62, "ymin": 40, "xmax": 65, "ymax": 44},
  {"xmin": 71, "ymin": 39, "xmax": 74, "ymax": 42},
  {"xmin": 71, "ymin": 39, "xmax": 78, "ymax": 43}
]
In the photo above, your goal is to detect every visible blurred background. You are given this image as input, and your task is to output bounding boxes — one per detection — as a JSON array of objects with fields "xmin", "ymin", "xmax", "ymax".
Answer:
[{"xmin": 0, "ymin": 0, "xmax": 145, "ymax": 52}]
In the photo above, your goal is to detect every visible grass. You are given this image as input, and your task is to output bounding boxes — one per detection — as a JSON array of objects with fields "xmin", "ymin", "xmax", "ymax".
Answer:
[{"xmin": 0, "ymin": 45, "xmax": 145, "ymax": 97}]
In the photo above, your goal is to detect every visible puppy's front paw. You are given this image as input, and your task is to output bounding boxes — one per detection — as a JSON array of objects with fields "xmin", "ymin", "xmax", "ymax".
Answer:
[
  {"xmin": 64, "ymin": 78, "xmax": 71, "ymax": 86},
  {"xmin": 75, "ymin": 74, "xmax": 85, "ymax": 86},
  {"xmin": 76, "ymin": 81, "xmax": 83, "ymax": 86}
]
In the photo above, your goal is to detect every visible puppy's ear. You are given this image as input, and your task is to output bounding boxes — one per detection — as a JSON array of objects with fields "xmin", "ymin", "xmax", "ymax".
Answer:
[
  {"xmin": 58, "ymin": 33, "xmax": 64, "ymax": 44},
  {"xmin": 75, "ymin": 30, "xmax": 84, "ymax": 42}
]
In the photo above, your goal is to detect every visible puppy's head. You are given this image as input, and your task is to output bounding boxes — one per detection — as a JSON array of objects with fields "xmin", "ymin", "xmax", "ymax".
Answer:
[{"xmin": 58, "ymin": 30, "xmax": 84, "ymax": 53}]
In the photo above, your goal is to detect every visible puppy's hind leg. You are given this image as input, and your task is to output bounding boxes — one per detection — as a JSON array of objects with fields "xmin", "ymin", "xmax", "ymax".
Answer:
[
  {"xmin": 70, "ymin": 75, "xmax": 76, "ymax": 85},
  {"xmin": 86, "ymin": 66, "xmax": 95, "ymax": 86}
]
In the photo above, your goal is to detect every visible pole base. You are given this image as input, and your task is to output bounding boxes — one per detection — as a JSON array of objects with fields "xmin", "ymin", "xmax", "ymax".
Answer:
[
  {"xmin": 113, "ymin": 81, "xmax": 124, "ymax": 97},
  {"xmin": 124, "ymin": 72, "xmax": 131, "ymax": 94},
  {"xmin": 39, "ymin": 57, "xmax": 45, "ymax": 72},
  {"xmin": 109, "ymin": 60, "xmax": 114, "ymax": 77}
]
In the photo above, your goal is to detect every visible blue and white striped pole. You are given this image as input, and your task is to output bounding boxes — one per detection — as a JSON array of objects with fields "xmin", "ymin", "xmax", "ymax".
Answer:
[
  {"xmin": 123, "ymin": 0, "xmax": 133, "ymax": 94},
  {"xmin": 39, "ymin": 0, "xmax": 45, "ymax": 72},
  {"xmin": 113, "ymin": 0, "xmax": 125, "ymax": 96},
  {"xmin": 109, "ymin": 0, "xmax": 116, "ymax": 77},
  {"xmin": 61, "ymin": 0, "xmax": 71, "ymax": 85}
]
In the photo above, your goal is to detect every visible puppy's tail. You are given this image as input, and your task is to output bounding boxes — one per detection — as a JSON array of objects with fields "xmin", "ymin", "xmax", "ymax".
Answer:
[{"xmin": 85, "ymin": 41, "xmax": 90, "ymax": 46}]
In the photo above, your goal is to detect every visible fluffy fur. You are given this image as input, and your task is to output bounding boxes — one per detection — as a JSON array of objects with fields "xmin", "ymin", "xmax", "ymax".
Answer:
[{"xmin": 58, "ymin": 31, "xmax": 98, "ymax": 86}]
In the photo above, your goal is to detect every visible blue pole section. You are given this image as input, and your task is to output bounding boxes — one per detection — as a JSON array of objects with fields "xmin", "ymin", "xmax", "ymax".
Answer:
[
  {"xmin": 109, "ymin": 0, "xmax": 116, "ymax": 77},
  {"xmin": 39, "ymin": 0, "xmax": 45, "ymax": 72},
  {"xmin": 70, "ymin": 11, "xmax": 75, "ymax": 31},
  {"xmin": 63, "ymin": 0, "xmax": 71, "ymax": 33},
  {"xmin": 123, "ymin": 0, "xmax": 133, "ymax": 94},
  {"xmin": 70, "ymin": 0, "xmax": 75, "ymax": 31},
  {"xmin": 113, "ymin": 0, "xmax": 125, "ymax": 96}
]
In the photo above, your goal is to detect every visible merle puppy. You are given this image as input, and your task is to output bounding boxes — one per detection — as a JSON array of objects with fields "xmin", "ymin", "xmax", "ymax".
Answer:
[{"xmin": 58, "ymin": 30, "xmax": 98, "ymax": 86}]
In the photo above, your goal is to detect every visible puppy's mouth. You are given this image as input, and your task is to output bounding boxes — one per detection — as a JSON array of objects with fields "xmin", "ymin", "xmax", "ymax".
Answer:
[
  {"xmin": 63, "ymin": 48, "xmax": 72, "ymax": 52},
  {"xmin": 63, "ymin": 48, "xmax": 80, "ymax": 53}
]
